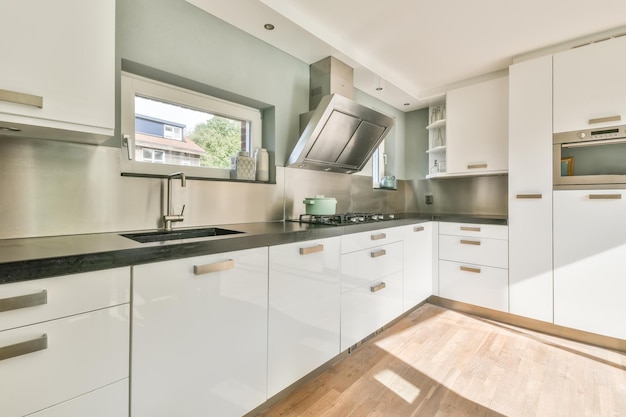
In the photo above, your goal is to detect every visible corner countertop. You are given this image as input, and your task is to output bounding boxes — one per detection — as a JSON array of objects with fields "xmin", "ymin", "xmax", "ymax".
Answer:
[{"xmin": 0, "ymin": 213, "xmax": 507, "ymax": 285}]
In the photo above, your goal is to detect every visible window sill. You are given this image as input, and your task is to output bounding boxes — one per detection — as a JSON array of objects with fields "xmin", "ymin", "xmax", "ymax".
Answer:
[{"xmin": 121, "ymin": 172, "xmax": 276, "ymax": 184}]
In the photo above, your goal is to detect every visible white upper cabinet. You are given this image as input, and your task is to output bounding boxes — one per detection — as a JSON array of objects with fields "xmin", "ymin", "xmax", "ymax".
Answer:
[
  {"xmin": 508, "ymin": 55, "xmax": 554, "ymax": 323},
  {"xmin": 445, "ymin": 75, "xmax": 509, "ymax": 176},
  {"xmin": 553, "ymin": 35, "xmax": 626, "ymax": 133},
  {"xmin": 0, "ymin": 0, "xmax": 115, "ymax": 143}
]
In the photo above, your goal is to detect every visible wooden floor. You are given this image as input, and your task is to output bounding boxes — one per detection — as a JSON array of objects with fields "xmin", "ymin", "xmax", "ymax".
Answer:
[{"xmin": 256, "ymin": 303, "xmax": 626, "ymax": 417}]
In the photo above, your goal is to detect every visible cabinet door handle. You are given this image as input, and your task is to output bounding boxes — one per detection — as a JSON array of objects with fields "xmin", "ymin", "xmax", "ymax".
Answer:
[
  {"xmin": 460, "ymin": 226, "xmax": 481, "ymax": 232},
  {"xmin": 516, "ymin": 194, "xmax": 542, "ymax": 199},
  {"xmin": 194, "ymin": 259, "xmax": 235, "ymax": 275},
  {"xmin": 0, "ymin": 88, "xmax": 43, "ymax": 109},
  {"xmin": 460, "ymin": 239, "xmax": 481, "ymax": 246},
  {"xmin": 589, "ymin": 194, "xmax": 622, "ymax": 200},
  {"xmin": 299, "ymin": 244, "xmax": 324, "ymax": 255},
  {"xmin": 370, "ymin": 249, "xmax": 387, "ymax": 258},
  {"xmin": 371, "ymin": 233, "xmax": 386, "ymax": 241},
  {"xmin": 589, "ymin": 115, "xmax": 621, "ymax": 125},
  {"xmin": 413, "ymin": 226, "xmax": 424, "ymax": 232},
  {"xmin": 467, "ymin": 163, "xmax": 487, "ymax": 170},
  {"xmin": 460, "ymin": 266, "xmax": 481, "ymax": 274},
  {"xmin": 370, "ymin": 282, "xmax": 386, "ymax": 293},
  {"xmin": 0, "ymin": 290, "xmax": 47, "ymax": 313},
  {"xmin": 0, "ymin": 334, "xmax": 47, "ymax": 362}
]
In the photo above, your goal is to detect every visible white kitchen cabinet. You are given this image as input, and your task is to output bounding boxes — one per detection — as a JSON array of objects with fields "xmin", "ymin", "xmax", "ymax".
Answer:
[
  {"xmin": 553, "ymin": 35, "xmax": 626, "ymax": 133},
  {"xmin": 438, "ymin": 222, "xmax": 509, "ymax": 312},
  {"xmin": 0, "ymin": 268, "xmax": 130, "ymax": 417},
  {"xmin": 0, "ymin": 0, "xmax": 114, "ymax": 142},
  {"xmin": 445, "ymin": 76, "xmax": 509, "ymax": 175},
  {"xmin": 131, "ymin": 247, "xmax": 268, "ymax": 417},
  {"xmin": 426, "ymin": 103, "xmax": 447, "ymax": 177},
  {"xmin": 553, "ymin": 190, "xmax": 626, "ymax": 340},
  {"xmin": 402, "ymin": 222, "xmax": 433, "ymax": 311},
  {"xmin": 341, "ymin": 229, "xmax": 403, "ymax": 351},
  {"xmin": 268, "ymin": 237, "xmax": 341, "ymax": 398},
  {"xmin": 508, "ymin": 55, "xmax": 554, "ymax": 323}
]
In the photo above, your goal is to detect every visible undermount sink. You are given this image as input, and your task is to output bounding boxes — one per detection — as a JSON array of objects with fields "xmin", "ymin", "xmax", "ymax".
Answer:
[{"xmin": 120, "ymin": 227, "xmax": 244, "ymax": 243}]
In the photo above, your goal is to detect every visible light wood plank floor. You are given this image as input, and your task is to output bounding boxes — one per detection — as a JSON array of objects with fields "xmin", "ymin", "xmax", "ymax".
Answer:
[{"xmin": 256, "ymin": 303, "xmax": 626, "ymax": 417}]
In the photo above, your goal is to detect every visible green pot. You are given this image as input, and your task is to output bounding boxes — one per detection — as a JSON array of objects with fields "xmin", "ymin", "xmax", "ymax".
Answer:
[{"xmin": 303, "ymin": 195, "xmax": 337, "ymax": 215}]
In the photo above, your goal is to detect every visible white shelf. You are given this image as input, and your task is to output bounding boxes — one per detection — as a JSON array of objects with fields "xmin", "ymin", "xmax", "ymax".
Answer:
[
  {"xmin": 426, "ymin": 119, "xmax": 446, "ymax": 130},
  {"xmin": 426, "ymin": 145, "xmax": 446, "ymax": 154}
]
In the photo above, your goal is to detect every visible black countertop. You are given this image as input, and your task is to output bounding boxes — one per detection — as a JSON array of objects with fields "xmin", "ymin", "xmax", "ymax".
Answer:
[{"xmin": 0, "ymin": 213, "xmax": 507, "ymax": 285}]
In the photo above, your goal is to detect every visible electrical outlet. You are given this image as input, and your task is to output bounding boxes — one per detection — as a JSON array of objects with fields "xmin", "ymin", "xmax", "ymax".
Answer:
[{"xmin": 425, "ymin": 194, "xmax": 433, "ymax": 205}]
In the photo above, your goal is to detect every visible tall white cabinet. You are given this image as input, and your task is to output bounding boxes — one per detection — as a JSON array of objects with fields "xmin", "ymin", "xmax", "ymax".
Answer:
[
  {"xmin": 553, "ymin": 190, "xmax": 626, "ymax": 340},
  {"xmin": 508, "ymin": 55, "xmax": 554, "ymax": 322},
  {"xmin": 402, "ymin": 222, "xmax": 433, "ymax": 311},
  {"xmin": 131, "ymin": 248, "xmax": 268, "ymax": 417},
  {"xmin": 0, "ymin": 0, "xmax": 115, "ymax": 142}
]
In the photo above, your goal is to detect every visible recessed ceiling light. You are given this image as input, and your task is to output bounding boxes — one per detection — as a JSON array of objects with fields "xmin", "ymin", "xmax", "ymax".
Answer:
[
  {"xmin": 376, "ymin": 87, "xmax": 383, "ymax": 91},
  {"xmin": 264, "ymin": 23, "xmax": 275, "ymax": 31},
  {"xmin": 404, "ymin": 103, "xmax": 411, "ymax": 106}
]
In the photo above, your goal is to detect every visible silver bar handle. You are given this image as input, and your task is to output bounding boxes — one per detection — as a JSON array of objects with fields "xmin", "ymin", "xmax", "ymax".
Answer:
[
  {"xmin": 460, "ymin": 266, "xmax": 481, "ymax": 274},
  {"xmin": 299, "ymin": 244, "xmax": 324, "ymax": 255},
  {"xmin": 194, "ymin": 259, "xmax": 235, "ymax": 275},
  {"xmin": 460, "ymin": 226, "xmax": 481, "ymax": 232},
  {"xmin": 371, "ymin": 233, "xmax": 386, "ymax": 241},
  {"xmin": 413, "ymin": 226, "xmax": 424, "ymax": 232},
  {"xmin": 516, "ymin": 194, "xmax": 542, "ymax": 199},
  {"xmin": 562, "ymin": 137, "xmax": 626, "ymax": 148},
  {"xmin": 370, "ymin": 249, "xmax": 387, "ymax": 258},
  {"xmin": 460, "ymin": 239, "xmax": 481, "ymax": 246},
  {"xmin": 589, "ymin": 194, "xmax": 622, "ymax": 200},
  {"xmin": 0, "ymin": 334, "xmax": 48, "ymax": 362},
  {"xmin": 0, "ymin": 89, "xmax": 43, "ymax": 109},
  {"xmin": 370, "ymin": 282, "xmax": 386, "ymax": 293},
  {"xmin": 467, "ymin": 163, "xmax": 488, "ymax": 170},
  {"xmin": 589, "ymin": 115, "xmax": 621, "ymax": 125},
  {"xmin": 0, "ymin": 290, "xmax": 47, "ymax": 313}
]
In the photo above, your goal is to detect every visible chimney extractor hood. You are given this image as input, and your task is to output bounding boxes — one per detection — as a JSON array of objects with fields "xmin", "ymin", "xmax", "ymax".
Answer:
[{"xmin": 287, "ymin": 57, "xmax": 395, "ymax": 174}]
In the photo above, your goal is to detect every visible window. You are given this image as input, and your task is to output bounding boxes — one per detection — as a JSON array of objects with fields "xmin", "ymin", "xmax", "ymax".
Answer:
[
  {"xmin": 372, "ymin": 141, "xmax": 386, "ymax": 188},
  {"xmin": 121, "ymin": 73, "xmax": 262, "ymax": 178}
]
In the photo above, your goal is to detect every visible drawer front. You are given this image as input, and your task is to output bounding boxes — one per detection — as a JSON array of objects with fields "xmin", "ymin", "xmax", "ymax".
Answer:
[
  {"xmin": 439, "ymin": 222, "xmax": 508, "ymax": 240},
  {"xmin": 341, "ymin": 271, "xmax": 403, "ymax": 351},
  {"xmin": 439, "ymin": 260, "xmax": 509, "ymax": 312},
  {"xmin": 439, "ymin": 235, "xmax": 508, "ymax": 268},
  {"xmin": 341, "ymin": 227, "xmax": 403, "ymax": 254},
  {"xmin": 28, "ymin": 379, "xmax": 129, "ymax": 417},
  {"xmin": 0, "ymin": 305, "xmax": 130, "ymax": 417},
  {"xmin": 0, "ymin": 267, "xmax": 130, "ymax": 332},
  {"xmin": 341, "ymin": 241, "xmax": 403, "ymax": 292}
]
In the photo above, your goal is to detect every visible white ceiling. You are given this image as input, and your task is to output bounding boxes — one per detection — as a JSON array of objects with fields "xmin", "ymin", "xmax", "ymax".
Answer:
[{"xmin": 186, "ymin": 0, "xmax": 626, "ymax": 111}]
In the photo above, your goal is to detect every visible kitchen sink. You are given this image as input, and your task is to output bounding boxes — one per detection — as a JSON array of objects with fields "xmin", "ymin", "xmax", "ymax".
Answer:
[{"xmin": 120, "ymin": 227, "xmax": 244, "ymax": 243}]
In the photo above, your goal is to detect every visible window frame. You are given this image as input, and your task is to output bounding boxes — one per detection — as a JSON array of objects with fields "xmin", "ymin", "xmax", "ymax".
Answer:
[{"xmin": 120, "ymin": 72, "xmax": 262, "ymax": 179}]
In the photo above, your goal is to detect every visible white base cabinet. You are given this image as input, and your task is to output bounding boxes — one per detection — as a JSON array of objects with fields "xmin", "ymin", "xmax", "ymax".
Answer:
[
  {"xmin": 554, "ymin": 190, "xmax": 626, "ymax": 340},
  {"xmin": 0, "ymin": 0, "xmax": 115, "ymax": 142},
  {"xmin": 402, "ymin": 222, "xmax": 433, "ymax": 311},
  {"xmin": 341, "ymin": 229, "xmax": 404, "ymax": 351},
  {"xmin": 0, "ymin": 268, "xmax": 130, "ymax": 417},
  {"xmin": 268, "ymin": 237, "xmax": 341, "ymax": 398},
  {"xmin": 131, "ymin": 247, "xmax": 268, "ymax": 417}
]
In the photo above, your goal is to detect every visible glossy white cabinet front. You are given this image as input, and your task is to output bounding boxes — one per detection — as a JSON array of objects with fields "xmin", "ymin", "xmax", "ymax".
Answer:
[
  {"xmin": 554, "ymin": 190, "xmax": 626, "ymax": 340},
  {"xmin": 131, "ymin": 247, "xmax": 268, "ymax": 417},
  {"xmin": 402, "ymin": 223, "xmax": 433, "ymax": 311},
  {"xmin": 268, "ymin": 237, "xmax": 340, "ymax": 397}
]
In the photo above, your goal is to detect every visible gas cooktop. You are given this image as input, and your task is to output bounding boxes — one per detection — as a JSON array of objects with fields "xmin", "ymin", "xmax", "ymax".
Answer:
[{"xmin": 295, "ymin": 212, "xmax": 396, "ymax": 226}]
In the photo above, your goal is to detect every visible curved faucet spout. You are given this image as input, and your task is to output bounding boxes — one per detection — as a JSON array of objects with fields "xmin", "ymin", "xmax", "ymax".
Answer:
[{"xmin": 164, "ymin": 172, "xmax": 187, "ymax": 231}]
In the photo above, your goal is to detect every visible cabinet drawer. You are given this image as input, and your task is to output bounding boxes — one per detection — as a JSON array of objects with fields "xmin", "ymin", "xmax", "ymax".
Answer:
[
  {"xmin": 0, "ymin": 267, "xmax": 130, "ymax": 332},
  {"xmin": 439, "ymin": 260, "xmax": 508, "ymax": 312},
  {"xmin": 0, "ymin": 305, "xmax": 129, "ymax": 417},
  {"xmin": 439, "ymin": 222, "xmax": 508, "ymax": 240},
  {"xmin": 28, "ymin": 379, "xmax": 129, "ymax": 417},
  {"xmin": 341, "ymin": 227, "xmax": 403, "ymax": 254},
  {"xmin": 439, "ymin": 234, "xmax": 508, "ymax": 268},
  {"xmin": 341, "ymin": 271, "xmax": 403, "ymax": 351},
  {"xmin": 341, "ymin": 241, "xmax": 403, "ymax": 292}
]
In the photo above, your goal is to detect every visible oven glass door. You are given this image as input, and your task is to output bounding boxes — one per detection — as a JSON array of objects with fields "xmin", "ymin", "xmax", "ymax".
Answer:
[{"xmin": 554, "ymin": 138, "xmax": 626, "ymax": 187}]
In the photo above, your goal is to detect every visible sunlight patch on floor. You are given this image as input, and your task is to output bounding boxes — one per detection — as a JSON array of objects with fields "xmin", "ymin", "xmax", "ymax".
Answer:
[{"xmin": 373, "ymin": 368, "xmax": 421, "ymax": 404}]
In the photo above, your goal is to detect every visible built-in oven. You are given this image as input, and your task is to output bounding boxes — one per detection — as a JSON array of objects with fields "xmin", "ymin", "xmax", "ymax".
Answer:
[{"xmin": 554, "ymin": 124, "xmax": 626, "ymax": 188}]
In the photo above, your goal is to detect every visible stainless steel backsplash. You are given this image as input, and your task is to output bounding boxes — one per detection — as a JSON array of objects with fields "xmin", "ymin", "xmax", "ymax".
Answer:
[{"xmin": 0, "ymin": 137, "xmax": 507, "ymax": 239}]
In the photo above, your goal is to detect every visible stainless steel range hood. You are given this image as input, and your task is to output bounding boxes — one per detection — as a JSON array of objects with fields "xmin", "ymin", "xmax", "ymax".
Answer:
[{"xmin": 287, "ymin": 57, "xmax": 394, "ymax": 174}]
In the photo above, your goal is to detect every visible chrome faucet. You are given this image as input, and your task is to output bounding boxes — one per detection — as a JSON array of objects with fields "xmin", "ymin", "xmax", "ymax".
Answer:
[{"xmin": 163, "ymin": 172, "xmax": 186, "ymax": 231}]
